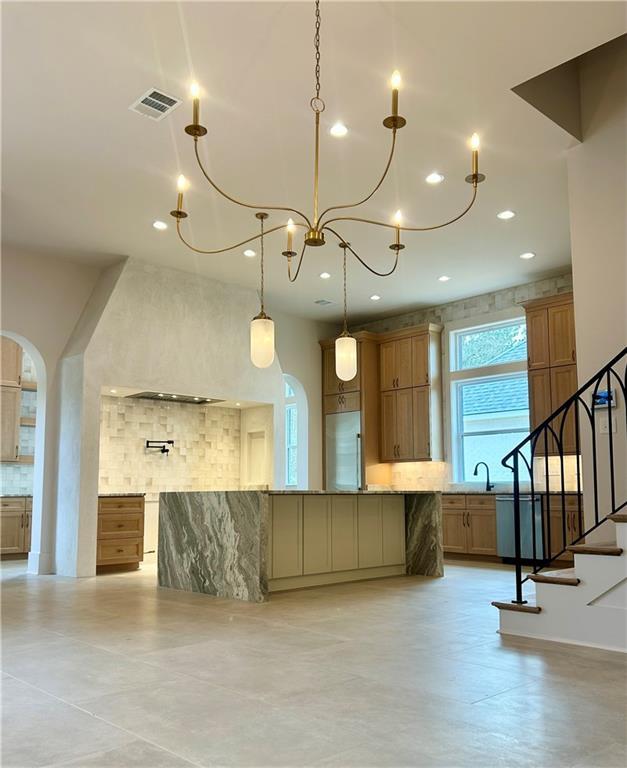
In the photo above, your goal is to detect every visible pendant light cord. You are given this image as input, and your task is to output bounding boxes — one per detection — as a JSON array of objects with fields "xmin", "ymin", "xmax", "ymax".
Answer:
[
  {"xmin": 314, "ymin": 0, "xmax": 321, "ymax": 101},
  {"xmin": 342, "ymin": 242, "xmax": 349, "ymax": 336},
  {"xmin": 259, "ymin": 216, "xmax": 266, "ymax": 315}
]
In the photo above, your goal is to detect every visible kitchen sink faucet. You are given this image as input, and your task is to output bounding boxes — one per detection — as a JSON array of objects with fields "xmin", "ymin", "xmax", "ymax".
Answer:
[{"xmin": 473, "ymin": 461, "xmax": 494, "ymax": 491}]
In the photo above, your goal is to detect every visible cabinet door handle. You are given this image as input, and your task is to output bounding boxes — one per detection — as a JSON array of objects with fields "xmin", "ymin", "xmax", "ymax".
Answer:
[
  {"xmin": 566, "ymin": 514, "xmax": 570, "ymax": 531},
  {"xmin": 466, "ymin": 511, "xmax": 470, "ymax": 527},
  {"xmin": 15, "ymin": 446, "xmax": 19, "ymax": 459},
  {"xmin": 25, "ymin": 516, "xmax": 30, "ymax": 529},
  {"xmin": 20, "ymin": 514, "xmax": 24, "ymax": 529},
  {"xmin": 117, "ymin": 549, "xmax": 124, "ymax": 553},
  {"xmin": 117, "ymin": 523, "xmax": 124, "ymax": 528},
  {"xmin": 571, "ymin": 349, "xmax": 575, "ymax": 361}
]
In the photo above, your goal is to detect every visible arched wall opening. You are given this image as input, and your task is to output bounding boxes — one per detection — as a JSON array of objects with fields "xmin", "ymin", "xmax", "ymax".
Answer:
[
  {"xmin": 0, "ymin": 332, "xmax": 49, "ymax": 573},
  {"xmin": 283, "ymin": 374, "xmax": 309, "ymax": 490}
]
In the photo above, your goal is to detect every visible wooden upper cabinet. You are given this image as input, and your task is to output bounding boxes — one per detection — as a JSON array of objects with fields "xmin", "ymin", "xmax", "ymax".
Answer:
[
  {"xmin": 412, "ymin": 386, "xmax": 431, "ymax": 460},
  {"xmin": 380, "ymin": 391, "xmax": 397, "ymax": 461},
  {"xmin": 379, "ymin": 338, "xmax": 412, "ymax": 391},
  {"xmin": 396, "ymin": 389, "xmax": 414, "ymax": 460},
  {"xmin": 323, "ymin": 346, "xmax": 360, "ymax": 395},
  {"xmin": 526, "ymin": 309, "xmax": 550, "ymax": 370},
  {"xmin": 0, "ymin": 386, "xmax": 21, "ymax": 462},
  {"xmin": 1, "ymin": 338, "xmax": 22, "ymax": 388},
  {"xmin": 528, "ymin": 368, "xmax": 553, "ymax": 455},
  {"xmin": 548, "ymin": 303, "xmax": 576, "ymax": 367},
  {"xmin": 550, "ymin": 364, "xmax": 579, "ymax": 454},
  {"xmin": 1, "ymin": 337, "xmax": 23, "ymax": 387},
  {"xmin": 411, "ymin": 334, "xmax": 430, "ymax": 387}
]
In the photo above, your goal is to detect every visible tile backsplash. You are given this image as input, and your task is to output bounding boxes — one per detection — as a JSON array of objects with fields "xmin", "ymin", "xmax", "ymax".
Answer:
[{"xmin": 98, "ymin": 396, "xmax": 241, "ymax": 503}]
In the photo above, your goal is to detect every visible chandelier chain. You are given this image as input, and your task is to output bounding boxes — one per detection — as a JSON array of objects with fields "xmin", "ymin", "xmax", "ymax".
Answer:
[{"xmin": 314, "ymin": 0, "xmax": 321, "ymax": 101}]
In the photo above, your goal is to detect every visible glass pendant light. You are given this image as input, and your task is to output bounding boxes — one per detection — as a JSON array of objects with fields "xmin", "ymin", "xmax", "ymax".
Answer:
[
  {"xmin": 250, "ymin": 213, "xmax": 275, "ymax": 368},
  {"xmin": 335, "ymin": 243, "xmax": 357, "ymax": 381}
]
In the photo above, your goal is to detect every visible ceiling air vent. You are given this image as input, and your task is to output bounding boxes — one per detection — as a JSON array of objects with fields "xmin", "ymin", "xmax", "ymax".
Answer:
[
  {"xmin": 129, "ymin": 89, "xmax": 181, "ymax": 121},
  {"xmin": 314, "ymin": 299, "xmax": 333, "ymax": 306}
]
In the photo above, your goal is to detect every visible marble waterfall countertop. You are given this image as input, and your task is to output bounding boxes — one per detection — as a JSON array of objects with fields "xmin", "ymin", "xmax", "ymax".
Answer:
[{"xmin": 158, "ymin": 490, "xmax": 442, "ymax": 603}]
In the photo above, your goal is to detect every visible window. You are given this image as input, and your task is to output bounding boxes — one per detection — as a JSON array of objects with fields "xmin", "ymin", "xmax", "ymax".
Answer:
[
  {"xmin": 284, "ymin": 379, "xmax": 298, "ymax": 487},
  {"xmin": 450, "ymin": 318, "xmax": 530, "ymax": 482}
]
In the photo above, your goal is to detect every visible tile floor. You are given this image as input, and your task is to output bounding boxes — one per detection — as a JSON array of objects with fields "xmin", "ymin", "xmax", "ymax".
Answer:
[{"xmin": 1, "ymin": 559, "xmax": 625, "ymax": 768}]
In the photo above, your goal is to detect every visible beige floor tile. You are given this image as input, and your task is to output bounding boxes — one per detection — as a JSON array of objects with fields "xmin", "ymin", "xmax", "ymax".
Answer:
[
  {"xmin": 47, "ymin": 739, "xmax": 199, "ymax": 767},
  {"xmin": 0, "ymin": 677, "xmax": 134, "ymax": 768}
]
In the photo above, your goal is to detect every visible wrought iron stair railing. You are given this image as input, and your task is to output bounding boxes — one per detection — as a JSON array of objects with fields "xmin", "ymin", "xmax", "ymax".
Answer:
[{"xmin": 501, "ymin": 346, "xmax": 627, "ymax": 605}]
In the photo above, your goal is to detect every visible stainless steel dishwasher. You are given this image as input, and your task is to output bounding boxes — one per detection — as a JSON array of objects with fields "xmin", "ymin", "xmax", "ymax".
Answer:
[{"xmin": 496, "ymin": 495, "xmax": 544, "ymax": 559}]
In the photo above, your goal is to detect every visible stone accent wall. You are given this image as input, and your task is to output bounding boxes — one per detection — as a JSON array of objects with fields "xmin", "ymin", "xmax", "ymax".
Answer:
[
  {"xmin": 98, "ymin": 396, "xmax": 241, "ymax": 503},
  {"xmin": 355, "ymin": 272, "xmax": 573, "ymax": 333}
]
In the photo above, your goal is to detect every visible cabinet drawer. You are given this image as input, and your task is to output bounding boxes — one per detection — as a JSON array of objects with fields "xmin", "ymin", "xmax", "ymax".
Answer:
[
  {"xmin": 324, "ymin": 392, "xmax": 361, "ymax": 414},
  {"xmin": 0, "ymin": 498, "xmax": 25, "ymax": 511},
  {"xmin": 548, "ymin": 494, "xmax": 583, "ymax": 512},
  {"xmin": 98, "ymin": 497, "xmax": 144, "ymax": 513},
  {"xmin": 97, "ymin": 538, "xmax": 143, "ymax": 565},
  {"xmin": 442, "ymin": 494, "xmax": 466, "ymax": 509},
  {"xmin": 465, "ymin": 495, "xmax": 496, "ymax": 510},
  {"xmin": 98, "ymin": 511, "xmax": 144, "ymax": 540}
]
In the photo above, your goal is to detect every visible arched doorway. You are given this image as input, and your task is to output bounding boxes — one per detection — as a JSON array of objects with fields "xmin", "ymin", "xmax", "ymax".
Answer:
[
  {"xmin": 0, "ymin": 333, "xmax": 48, "ymax": 573},
  {"xmin": 283, "ymin": 374, "xmax": 308, "ymax": 489}
]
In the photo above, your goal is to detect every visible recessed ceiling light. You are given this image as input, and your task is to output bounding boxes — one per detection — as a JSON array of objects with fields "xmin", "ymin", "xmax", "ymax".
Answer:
[
  {"xmin": 438, "ymin": 275, "xmax": 451, "ymax": 282},
  {"xmin": 171, "ymin": 395, "xmax": 177, "ymax": 399},
  {"xmin": 152, "ymin": 220, "xmax": 168, "ymax": 230},
  {"xmin": 330, "ymin": 122, "xmax": 348, "ymax": 137},
  {"xmin": 206, "ymin": 398, "xmax": 212, "ymax": 402},
  {"xmin": 320, "ymin": 272, "xmax": 331, "ymax": 279},
  {"xmin": 425, "ymin": 172, "xmax": 444, "ymax": 185},
  {"xmin": 520, "ymin": 252, "xmax": 535, "ymax": 260},
  {"xmin": 370, "ymin": 294, "xmax": 381, "ymax": 301},
  {"xmin": 194, "ymin": 397, "xmax": 200, "ymax": 401},
  {"xmin": 109, "ymin": 389, "xmax": 117, "ymax": 394},
  {"xmin": 497, "ymin": 210, "xmax": 516, "ymax": 220},
  {"xmin": 158, "ymin": 393, "xmax": 164, "ymax": 397},
  {"xmin": 235, "ymin": 402, "xmax": 241, "ymax": 407},
  {"xmin": 243, "ymin": 249, "xmax": 256, "ymax": 258}
]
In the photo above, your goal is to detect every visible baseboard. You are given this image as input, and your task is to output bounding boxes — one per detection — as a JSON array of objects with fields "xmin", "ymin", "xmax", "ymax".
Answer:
[{"xmin": 269, "ymin": 564, "xmax": 406, "ymax": 592}]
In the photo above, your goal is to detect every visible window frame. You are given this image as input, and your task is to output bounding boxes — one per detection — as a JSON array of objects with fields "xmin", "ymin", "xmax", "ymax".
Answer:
[
  {"xmin": 444, "ymin": 312, "xmax": 530, "ymax": 485},
  {"xmin": 284, "ymin": 387, "xmax": 298, "ymax": 488}
]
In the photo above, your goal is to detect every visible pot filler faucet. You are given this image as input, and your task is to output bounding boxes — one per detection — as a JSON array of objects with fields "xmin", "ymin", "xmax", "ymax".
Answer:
[{"xmin": 473, "ymin": 461, "xmax": 494, "ymax": 491}]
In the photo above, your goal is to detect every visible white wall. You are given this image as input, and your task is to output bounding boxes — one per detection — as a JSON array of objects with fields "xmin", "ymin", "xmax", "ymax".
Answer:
[
  {"xmin": 273, "ymin": 310, "xmax": 336, "ymax": 490},
  {"xmin": 52, "ymin": 258, "xmax": 331, "ymax": 575},
  {"xmin": 567, "ymin": 36, "xmax": 627, "ymax": 532},
  {"xmin": 240, "ymin": 405, "xmax": 274, "ymax": 489},
  {"xmin": 0, "ymin": 247, "xmax": 102, "ymax": 573}
]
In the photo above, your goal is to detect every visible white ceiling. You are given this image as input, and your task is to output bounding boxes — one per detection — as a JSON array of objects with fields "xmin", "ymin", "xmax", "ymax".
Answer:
[{"xmin": 3, "ymin": 2, "xmax": 625, "ymax": 322}]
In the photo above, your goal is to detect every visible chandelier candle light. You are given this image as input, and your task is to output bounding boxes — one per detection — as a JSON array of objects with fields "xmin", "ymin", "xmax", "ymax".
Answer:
[{"xmin": 170, "ymin": 0, "xmax": 485, "ymax": 378}]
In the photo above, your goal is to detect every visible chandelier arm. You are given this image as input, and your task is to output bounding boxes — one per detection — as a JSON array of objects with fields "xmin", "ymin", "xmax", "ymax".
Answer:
[
  {"xmin": 193, "ymin": 141, "xmax": 312, "ymax": 228},
  {"xmin": 175, "ymin": 219, "xmax": 288, "ymax": 255},
  {"xmin": 287, "ymin": 242, "xmax": 308, "ymax": 283},
  {"xmin": 323, "ymin": 185, "xmax": 478, "ymax": 233},
  {"xmin": 317, "ymin": 130, "xmax": 397, "ymax": 224},
  {"xmin": 324, "ymin": 226, "xmax": 400, "ymax": 278}
]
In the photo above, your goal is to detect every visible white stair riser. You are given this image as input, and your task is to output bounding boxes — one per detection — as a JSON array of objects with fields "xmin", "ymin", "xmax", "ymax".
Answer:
[{"xmin": 614, "ymin": 521, "xmax": 627, "ymax": 549}]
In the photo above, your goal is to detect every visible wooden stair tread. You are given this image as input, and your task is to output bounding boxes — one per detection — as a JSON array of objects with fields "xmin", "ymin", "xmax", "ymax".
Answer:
[
  {"xmin": 491, "ymin": 601, "xmax": 541, "ymax": 614},
  {"xmin": 529, "ymin": 569, "xmax": 580, "ymax": 586},
  {"xmin": 609, "ymin": 512, "xmax": 627, "ymax": 523},
  {"xmin": 566, "ymin": 543, "xmax": 623, "ymax": 556}
]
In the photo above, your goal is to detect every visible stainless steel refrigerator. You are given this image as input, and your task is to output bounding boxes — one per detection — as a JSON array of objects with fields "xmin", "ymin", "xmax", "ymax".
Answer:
[{"xmin": 325, "ymin": 411, "xmax": 362, "ymax": 491}]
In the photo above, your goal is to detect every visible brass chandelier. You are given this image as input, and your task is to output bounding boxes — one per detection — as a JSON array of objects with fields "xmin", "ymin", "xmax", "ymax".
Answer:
[{"xmin": 170, "ymin": 0, "xmax": 485, "ymax": 379}]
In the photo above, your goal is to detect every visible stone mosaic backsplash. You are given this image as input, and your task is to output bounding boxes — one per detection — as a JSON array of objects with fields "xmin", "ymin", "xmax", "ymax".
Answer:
[
  {"xmin": 355, "ymin": 272, "xmax": 573, "ymax": 333},
  {"xmin": 99, "ymin": 396, "xmax": 241, "ymax": 503}
]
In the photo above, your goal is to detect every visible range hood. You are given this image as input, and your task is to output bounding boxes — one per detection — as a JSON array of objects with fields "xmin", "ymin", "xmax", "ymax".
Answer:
[{"xmin": 126, "ymin": 391, "xmax": 224, "ymax": 406}]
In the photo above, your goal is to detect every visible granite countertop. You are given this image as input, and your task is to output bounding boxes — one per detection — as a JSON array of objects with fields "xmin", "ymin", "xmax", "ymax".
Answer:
[
  {"xmin": 0, "ymin": 494, "xmax": 33, "ymax": 498},
  {"xmin": 267, "ymin": 490, "xmax": 439, "ymax": 495},
  {"xmin": 98, "ymin": 493, "xmax": 146, "ymax": 497}
]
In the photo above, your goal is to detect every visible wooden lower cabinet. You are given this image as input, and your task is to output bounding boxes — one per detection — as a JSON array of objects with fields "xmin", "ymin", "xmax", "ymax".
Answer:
[
  {"xmin": 96, "ymin": 495, "xmax": 145, "ymax": 569},
  {"xmin": 442, "ymin": 495, "xmax": 497, "ymax": 557},
  {"xmin": 0, "ymin": 386, "xmax": 21, "ymax": 462},
  {"xmin": 0, "ymin": 497, "xmax": 31, "ymax": 554},
  {"xmin": 268, "ymin": 494, "xmax": 406, "ymax": 590},
  {"xmin": 545, "ymin": 494, "xmax": 582, "ymax": 561}
]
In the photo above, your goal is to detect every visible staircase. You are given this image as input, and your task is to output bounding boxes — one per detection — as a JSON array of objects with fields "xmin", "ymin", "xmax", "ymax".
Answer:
[{"xmin": 492, "ymin": 347, "xmax": 627, "ymax": 652}]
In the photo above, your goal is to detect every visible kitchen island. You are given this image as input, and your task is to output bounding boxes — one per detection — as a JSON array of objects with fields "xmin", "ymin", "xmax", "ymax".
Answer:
[{"xmin": 158, "ymin": 491, "xmax": 442, "ymax": 602}]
